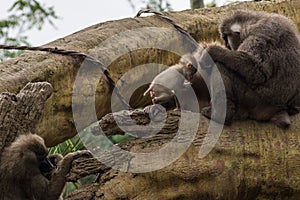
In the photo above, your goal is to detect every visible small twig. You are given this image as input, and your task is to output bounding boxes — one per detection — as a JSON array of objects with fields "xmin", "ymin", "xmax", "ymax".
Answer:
[{"xmin": 135, "ymin": 8, "xmax": 199, "ymax": 47}]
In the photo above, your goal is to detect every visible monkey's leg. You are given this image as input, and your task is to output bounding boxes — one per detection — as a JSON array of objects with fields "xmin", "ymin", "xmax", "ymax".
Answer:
[
  {"xmin": 173, "ymin": 95, "xmax": 180, "ymax": 111},
  {"xmin": 201, "ymin": 98, "xmax": 236, "ymax": 125},
  {"xmin": 47, "ymin": 150, "xmax": 91, "ymax": 200},
  {"xmin": 143, "ymin": 104, "xmax": 167, "ymax": 122},
  {"xmin": 249, "ymin": 103, "xmax": 291, "ymax": 128},
  {"xmin": 270, "ymin": 111, "xmax": 291, "ymax": 128},
  {"xmin": 236, "ymin": 84, "xmax": 292, "ymax": 128},
  {"xmin": 201, "ymin": 64, "xmax": 236, "ymax": 125},
  {"xmin": 286, "ymin": 93, "xmax": 300, "ymax": 115}
]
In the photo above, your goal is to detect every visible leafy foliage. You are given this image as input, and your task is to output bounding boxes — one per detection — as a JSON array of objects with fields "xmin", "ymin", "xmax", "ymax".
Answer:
[
  {"xmin": 49, "ymin": 121, "xmax": 135, "ymax": 197},
  {"xmin": 0, "ymin": 0, "xmax": 58, "ymax": 60},
  {"xmin": 48, "ymin": 135, "xmax": 85, "ymax": 156}
]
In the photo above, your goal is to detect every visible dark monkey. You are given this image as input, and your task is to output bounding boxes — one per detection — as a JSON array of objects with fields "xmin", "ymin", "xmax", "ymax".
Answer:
[
  {"xmin": 200, "ymin": 10, "xmax": 300, "ymax": 127},
  {"xmin": 0, "ymin": 134, "xmax": 91, "ymax": 200}
]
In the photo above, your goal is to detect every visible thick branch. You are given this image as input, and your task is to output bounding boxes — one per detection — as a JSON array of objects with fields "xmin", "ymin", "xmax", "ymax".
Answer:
[
  {"xmin": 0, "ymin": 0, "xmax": 299, "ymax": 146},
  {"xmin": 67, "ymin": 109, "xmax": 300, "ymax": 199}
]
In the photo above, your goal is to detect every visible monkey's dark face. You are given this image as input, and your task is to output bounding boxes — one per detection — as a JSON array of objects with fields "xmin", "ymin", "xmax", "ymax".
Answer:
[
  {"xmin": 24, "ymin": 136, "xmax": 54, "ymax": 173},
  {"xmin": 219, "ymin": 10, "xmax": 259, "ymax": 51},
  {"xmin": 183, "ymin": 65, "xmax": 197, "ymax": 82},
  {"xmin": 221, "ymin": 23, "xmax": 242, "ymax": 51},
  {"xmin": 222, "ymin": 32, "xmax": 241, "ymax": 51},
  {"xmin": 39, "ymin": 155, "xmax": 54, "ymax": 173}
]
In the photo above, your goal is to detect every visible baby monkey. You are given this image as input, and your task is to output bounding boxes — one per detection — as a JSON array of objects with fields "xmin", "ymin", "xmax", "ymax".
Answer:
[{"xmin": 143, "ymin": 52, "xmax": 199, "ymax": 109}]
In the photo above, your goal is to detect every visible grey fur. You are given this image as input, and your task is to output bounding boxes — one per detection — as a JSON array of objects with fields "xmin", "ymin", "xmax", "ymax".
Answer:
[
  {"xmin": 200, "ymin": 10, "xmax": 300, "ymax": 127},
  {"xmin": 144, "ymin": 52, "xmax": 198, "ymax": 107},
  {"xmin": 0, "ymin": 134, "xmax": 91, "ymax": 200}
]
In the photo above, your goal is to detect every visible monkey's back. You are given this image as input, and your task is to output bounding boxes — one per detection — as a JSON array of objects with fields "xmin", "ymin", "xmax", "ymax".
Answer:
[{"xmin": 239, "ymin": 13, "xmax": 300, "ymax": 105}]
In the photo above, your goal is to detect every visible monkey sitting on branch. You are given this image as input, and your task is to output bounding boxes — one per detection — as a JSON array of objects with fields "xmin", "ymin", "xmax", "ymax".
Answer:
[
  {"xmin": 199, "ymin": 10, "xmax": 300, "ymax": 128},
  {"xmin": 0, "ymin": 134, "xmax": 91, "ymax": 200}
]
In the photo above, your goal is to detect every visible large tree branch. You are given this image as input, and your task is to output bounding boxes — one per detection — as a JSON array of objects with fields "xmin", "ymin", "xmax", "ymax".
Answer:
[
  {"xmin": 66, "ymin": 109, "xmax": 300, "ymax": 199},
  {"xmin": 0, "ymin": 0, "xmax": 299, "ymax": 146}
]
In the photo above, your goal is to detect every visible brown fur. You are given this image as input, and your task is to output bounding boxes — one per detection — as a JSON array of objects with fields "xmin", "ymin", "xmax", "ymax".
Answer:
[
  {"xmin": 199, "ymin": 10, "xmax": 300, "ymax": 127},
  {"xmin": 0, "ymin": 134, "xmax": 91, "ymax": 200}
]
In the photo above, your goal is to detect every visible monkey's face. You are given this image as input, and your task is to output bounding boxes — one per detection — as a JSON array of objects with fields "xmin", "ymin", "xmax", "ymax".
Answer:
[
  {"xmin": 222, "ymin": 33, "xmax": 241, "ymax": 50},
  {"xmin": 183, "ymin": 65, "xmax": 197, "ymax": 82},
  {"xmin": 39, "ymin": 155, "xmax": 54, "ymax": 174},
  {"xmin": 23, "ymin": 136, "xmax": 54, "ymax": 173},
  {"xmin": 219, "ymin": 10, "xmax": 252, "ymax": 51},
  {"xmin": 180, "ymin": 55, "xmax": 198, "ymax": 81},
  {"xmin": 221, "ymin": 23, "xmax": 242, "ymax": 51}
]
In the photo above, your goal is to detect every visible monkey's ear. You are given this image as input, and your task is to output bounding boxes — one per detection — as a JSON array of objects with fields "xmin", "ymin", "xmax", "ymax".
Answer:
[{"xmin": 230, "ymin": 23, "xmax": 241, "ymax": 34}]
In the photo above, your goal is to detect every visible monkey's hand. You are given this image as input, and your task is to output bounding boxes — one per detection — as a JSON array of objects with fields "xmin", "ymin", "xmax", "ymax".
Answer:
[
  {"xmin": 205, "ymin": 45, "xmax": 226, "ymax": 60},
  {"xmin": 49, "ymin": 154, "xmax": 63, "ymax": 166},
  {"xmin": 43, "ymin": 154, "xmax": 63, "ymax": 180},
  {"xmin": 47, "ymin": 150, "xmax": 92, "ymax": 200}
]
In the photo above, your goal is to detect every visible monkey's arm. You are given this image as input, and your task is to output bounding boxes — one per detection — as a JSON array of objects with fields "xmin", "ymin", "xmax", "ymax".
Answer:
[
  {"xmin": 203, "ymin": 45, "xmax": 269, "ymax": 85},
  {"xmin": 46, "ymin": 150, "xmax": 91, "ymax": 200}
]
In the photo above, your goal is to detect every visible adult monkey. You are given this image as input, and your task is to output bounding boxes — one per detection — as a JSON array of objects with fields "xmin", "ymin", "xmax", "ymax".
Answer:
[
  {"xmin": 0, "ymin": 134, "xmax": 91, "ymax": 200},
  {"xmin": 200, "ymin": 10, "xmax": 300, "ymax": 127}
]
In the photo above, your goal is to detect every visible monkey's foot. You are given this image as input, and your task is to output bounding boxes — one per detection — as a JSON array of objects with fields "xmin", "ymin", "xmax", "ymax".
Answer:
[
  {"xmin": 201, "ymin": 106, "xmax": 231, "ymax": 125},
  {"xmin": 270, "ymin": 111, "xmax": 291, "ymax": 129}
]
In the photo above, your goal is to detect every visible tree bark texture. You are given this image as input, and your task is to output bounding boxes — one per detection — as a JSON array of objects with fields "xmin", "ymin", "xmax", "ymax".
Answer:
[
  {"xmin": 0, "ymin": 82, "xmax": 53, "ymax": 157},
  {"xmin": 0, "ymin": 0, "xmax": 299, "ymax": 146},
  {"xmin": 65, "ymin": 109, "xmax": 300, "ymax": 200}
]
